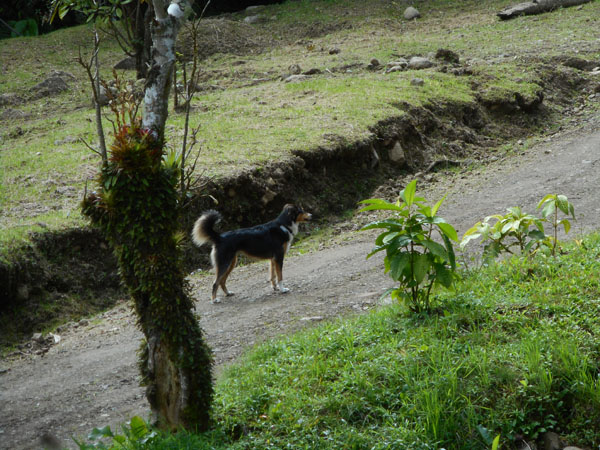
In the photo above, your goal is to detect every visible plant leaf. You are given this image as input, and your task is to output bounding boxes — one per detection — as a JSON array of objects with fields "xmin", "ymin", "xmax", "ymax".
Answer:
[
  {"xmin": 422, "ymin": 240, "xmax": 448, "ymax": 261},
  {"xmin": 438, "ymin": 222, "xmax": 458, "ymax": 242},
  {"xmin": 390, "ymin": 253, "xmax": 411, "ymax": 280},
  {"xmin": 402, "ymin": 180, "xmax": 417, "ymax": 206}
]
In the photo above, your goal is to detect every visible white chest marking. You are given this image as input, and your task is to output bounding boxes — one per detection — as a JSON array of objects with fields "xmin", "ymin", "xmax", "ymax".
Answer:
[{"xmin": 280, "ymin": 223, "xmax": 297, "ymax": 247}]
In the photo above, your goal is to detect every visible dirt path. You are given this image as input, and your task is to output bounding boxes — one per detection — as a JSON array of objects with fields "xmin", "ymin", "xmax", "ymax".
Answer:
[{"xmin": 2, "ymin": 117, "xmax": 600, "ymax": 449}]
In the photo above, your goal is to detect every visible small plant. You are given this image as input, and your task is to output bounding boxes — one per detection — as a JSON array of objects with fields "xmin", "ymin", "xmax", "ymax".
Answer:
[
  {"xmin": 360, "ymin": 180, "xmax": 458, "ymax": 313},
  {"xmin": 461, "ymin": 207, "xmax": 546, "ymax": 260},
  {"xmin": 537, "ymin": 194, "xmax": 575, "ymax": 256},
  {"xmin": 461, "ymin": 194, "xmax": 575, "ymax": 260},
  {"xmin": 73, "ymin": 416, "xmax": 157, "ymax": 449}
]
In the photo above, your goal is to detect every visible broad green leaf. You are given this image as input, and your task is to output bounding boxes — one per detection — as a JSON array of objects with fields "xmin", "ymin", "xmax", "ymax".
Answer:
[
  {"xmin": 460, "ymin": 232, "xmax": 481, "ymax": 249},
  {"xmin": 434, "ymin": 262, "xmax": 453, "ymax": 288},
  {"xmin": 390, "ymin": 253, "xmax": 410, "ymax": 280},
  {"xmin": 59, "ymin": 4, "xmax": 69, "ymax": 20},
  {"xmin": 541, "ymin": 201, "xmax": 555, "ymax": 219},
  {"xmin": 437, "ymin": 222, "xmax": 458, "ymax": 242},
  {"xmin": 557, "ymin": 195, "xmax": 569, "ymax": 215},
  {"xmin": 559, "ymin": 218, "xmax": 571, "ymax": 234},
  {"xmin": 88, "ymin": 426, "xmax": 114, "ymax": 440},
  {"xmin": 360, "ymin": 220, "xmax": 403, "ymax": 231},
  {"xmin": 422, "ymin": 240, "xmax": 448, "ymax": 261},
  {"xmin": 359, "ymin": 198, "xmax": 404, "ymax": 212},
  {"xmin": 403, "ymin": 180, "xmax": 417, "ymax": 206},
  {"xmin": 492, "ymin": 435, "xmax": 501, "ymax": 450},
  {"xmin": 537, "ymin": 194, "xmax": 554, "ymax": 209},
  {"xmin": 383, "ymin": 232, "xmax": 401, "ymax": 244},
  {"xmin": 431, "ymin": 196, "xmax": 446, "ymax": 216},
  {"xmin": 366, "ymin": 245, "xmax": 386, "ymax": 259},
  {"xmin": 441, "ymin": 232, "xmax": 456, "ymax": 269},
  {"xmin": 129, "ymin": 416, "xmax": 148, "ymax": 439},
  {"xmin": 413, "ymin": 253, "xmax": 430, "ymax": 284},
  {"xmin": 528, "ymin": 230, "xmax": 546, "ymax": 241}
]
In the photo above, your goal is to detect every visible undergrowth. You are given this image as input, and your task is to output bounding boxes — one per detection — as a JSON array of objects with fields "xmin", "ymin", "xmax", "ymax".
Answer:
[{"xmin": 79, "ymin": 234, "xmax": 600, "ymax": 449}]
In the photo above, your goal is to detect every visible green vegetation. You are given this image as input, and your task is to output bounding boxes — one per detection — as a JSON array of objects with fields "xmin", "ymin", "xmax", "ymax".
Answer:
[
  {"xmin": 81, "ymin": 116, "xmax": 213, "ymax": 430},
  {"xmin": 461, "ymin": 193, "xmax": 576, "ymax": 260},
  {"xmin": 2, "ymin": 0, "xmax": 599, "ymax": 250},
  {"xmin": 360, "ymin": 180, "xmax": 458, "ymax": 313},
  {"xmin": 76, "ymin": 234, "xmax": 600, "ymax": 449}
]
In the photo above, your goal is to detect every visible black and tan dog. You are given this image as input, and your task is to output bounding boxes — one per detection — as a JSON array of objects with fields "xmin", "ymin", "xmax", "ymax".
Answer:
[{"xmin": 192, "ymin": 204, "xmax": 312, "ymax": 303}]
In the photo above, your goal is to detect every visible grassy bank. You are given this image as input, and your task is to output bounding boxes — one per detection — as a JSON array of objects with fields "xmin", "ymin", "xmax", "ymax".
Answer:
[
  {"xmin": 81, "ymin": 235, "xmax": 600, "ymax": 449},
  {"xmin": 2, "ymin": 0, "xmax": 600, "ymax": 249}
]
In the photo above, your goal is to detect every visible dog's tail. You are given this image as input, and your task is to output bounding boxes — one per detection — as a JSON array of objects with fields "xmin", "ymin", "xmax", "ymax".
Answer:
[{"xmin": 192, "ymin": 210, "xmax": 222, "ymax": 246}]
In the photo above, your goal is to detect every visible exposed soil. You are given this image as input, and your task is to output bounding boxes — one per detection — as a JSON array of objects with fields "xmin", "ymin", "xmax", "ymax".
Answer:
[{"xmin": 2, "ymin": 113, "xmax": 600, "ymax": 449}]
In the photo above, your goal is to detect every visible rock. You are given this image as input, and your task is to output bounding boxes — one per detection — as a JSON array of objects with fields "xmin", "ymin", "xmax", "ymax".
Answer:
[
  {"xmin": 387, "ymin": 59, "xmax": 408, "ymax": 68},
  {"xmin": 261, "ymin": 188, "xmax": 276, "ymax": 205},
  {"xmin": 389, "ymin": 141, "xmax": 406, "ymax": 166},
  {"xmin": 283, "ymin": 74, "xmax": 309, "ymax": 83},
  {"xmin": 367, "ymin": 58, "xmax": 381, "ymax": 70},
  {"xmin": 408, "ymin": 56, "xmax": 434, "ymax": 69},
  {"xmin": 48, "ymin": 333, "xmax": 62, "ymax": 344},
  {"xmin": 411, "ymin": 78, "xmax": 425, "ymax": 86},
  {"xmin": 563, "ymin": 447, "xmax": 584, "ymax": 450},
  {"xmin": 48, "ymin": 70, "xmax": 76, "ymax": 81},
  {"xmin": 435, "ymin": 48, "xmax": 460, "ymax": 64},
  {"xmin": 54, "ymin": 136, "xmax": 78, "ymax": 146},
  {"xmin": 32, "ymin": 333, "xmax": 44, "ymax": 343},
  {"xmin": 114, "ymin": 56, "xmax": 136, "ymax": 71},
  {"xmin": 288, "ymin": 63, "xmax": 302, "ymax": 75},
  {"xmin": 404, "ymin": 6, "xmax": 421, "ymax": 20},
  {"xmin": 244, "ymin": 15, "xmax": 264, "ymax": 24},
  {"xmin": 0, "ymin": 93, "xmax": 20, "ymax": 106},
  {"xmin": 329, "ymin": 47, "xmax": 341, "ymax": 55},
  {"xmin": 32, "ymin": 76, "xmax": 69, "ymax": 97},
  {"xmin": 302, "ymin": 68, "xmax": 322, "ymax": 75},
  {"xmin": 1, "ymin": 108, "xmax": 29, "ymax": 120},
  {"xmin": 542, "ymin": 432, "xmax": 563, "ymax": 450}
]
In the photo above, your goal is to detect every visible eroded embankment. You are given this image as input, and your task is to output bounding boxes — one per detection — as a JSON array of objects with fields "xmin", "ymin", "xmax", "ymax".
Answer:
[{"xmin": 0, "ymin": 61, "xmax": 591, "ymax": 346}]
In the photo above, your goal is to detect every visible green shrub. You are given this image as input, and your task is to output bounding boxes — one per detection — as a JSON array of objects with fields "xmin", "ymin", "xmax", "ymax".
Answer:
[{"xmin": 360, "ymin": 180, "xmax": 458, "ymax": 313}]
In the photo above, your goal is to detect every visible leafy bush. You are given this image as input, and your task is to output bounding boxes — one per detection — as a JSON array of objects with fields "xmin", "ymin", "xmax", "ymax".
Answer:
[
  {"xmin": 360, "ymin": 180, "xmax": 458, "ymax": 313},
  {"xmin": 461, "ymin": 194, "xmax": 575, "ymax": 260}
]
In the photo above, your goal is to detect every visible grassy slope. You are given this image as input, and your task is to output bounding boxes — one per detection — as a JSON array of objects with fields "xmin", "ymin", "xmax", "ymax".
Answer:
[
  {"xmin": 115, "ymin": 236, "xmax": 600, "ymax": 449},
  {"xmin": 2, "ymin": 0, "xmax": 600, "ymax": 255}
]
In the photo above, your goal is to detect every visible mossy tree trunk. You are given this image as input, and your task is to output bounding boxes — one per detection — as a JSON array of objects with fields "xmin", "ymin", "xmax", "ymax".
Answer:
[
  {"xmin": 83, "ymin": 0, "xmax": 213, "ymax": 431},
  {"xmin": 83, "ymin": 124, "xmax": 213, "ymax": 431}
]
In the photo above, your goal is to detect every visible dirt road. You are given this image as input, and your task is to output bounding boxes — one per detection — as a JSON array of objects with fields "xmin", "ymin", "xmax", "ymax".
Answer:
[{"xmin": 2, "ymin": 117, "xmax": 600, "ymax": 449}]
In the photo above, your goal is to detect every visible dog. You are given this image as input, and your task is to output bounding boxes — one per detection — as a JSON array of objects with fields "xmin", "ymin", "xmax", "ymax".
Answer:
[{"xmin": 192, "ymin": 204, "xmax": 312, "ymax": 303}]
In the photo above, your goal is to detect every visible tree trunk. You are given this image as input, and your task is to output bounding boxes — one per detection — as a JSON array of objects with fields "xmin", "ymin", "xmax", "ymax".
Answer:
[
  {"xmin": 83, "ymin": 0, "xmax": 214, "ymax": 432},
  {"xmin": 142, "ymin": 0, "xmax": 182, "ymax": 142},
  {"xmin": 498, "ymin": 0, "xmax": 592, "ymax": 20}
]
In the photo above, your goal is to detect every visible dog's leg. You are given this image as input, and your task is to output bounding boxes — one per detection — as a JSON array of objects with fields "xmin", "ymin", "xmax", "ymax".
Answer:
[
  {"xmin": 212, "ymin": 253, "xmax": 235, "ymax": 303},
  {"xmin": 269, "ymin": 259, "xmax": 278, "ymax": 291},
  {"xmin": 274, "ymin": 256, "xmax": 289, "ymax": 293},
  {"xmin": 220, "ymin": 254, "xmax": 237, "ymax": 297}
]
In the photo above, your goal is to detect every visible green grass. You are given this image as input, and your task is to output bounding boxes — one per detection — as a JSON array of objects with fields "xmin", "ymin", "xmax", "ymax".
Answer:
[
  {"xmin": 79, "ymin": 235, "xmax": 600, "ymax": 449},
  {"xmin": 2, "ymin": 0, "xmax": 599, "ymax": 250}
]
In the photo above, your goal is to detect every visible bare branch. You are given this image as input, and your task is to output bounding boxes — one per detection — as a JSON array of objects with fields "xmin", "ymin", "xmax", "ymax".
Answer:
[{"xmin": 80, "ymin": 137, "xmax": 103, "ymax": 157}]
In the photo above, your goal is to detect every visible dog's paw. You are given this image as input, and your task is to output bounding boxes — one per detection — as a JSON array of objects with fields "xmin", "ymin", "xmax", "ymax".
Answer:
[
  {"xmin": 211, "ymin": 297, "xmax": 222, "ymax": 304},
  {"xmin": 279, "ymin": 287, "xmax": 290, "ymax": 294},
  {"xmin": 225, "ymin": 291, "xmax": 235, "ymax": 297}
]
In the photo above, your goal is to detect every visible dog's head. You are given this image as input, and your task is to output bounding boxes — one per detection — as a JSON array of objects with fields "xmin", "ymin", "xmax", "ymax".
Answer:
[{"xmin": 282, "ymin": 204, "xmax": 312, "ymax": 223}]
